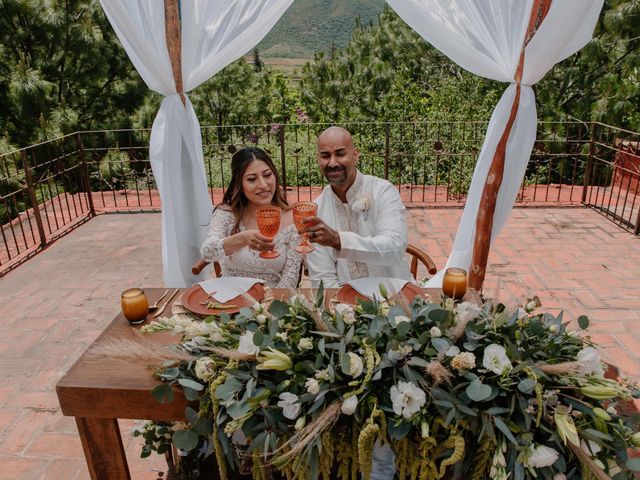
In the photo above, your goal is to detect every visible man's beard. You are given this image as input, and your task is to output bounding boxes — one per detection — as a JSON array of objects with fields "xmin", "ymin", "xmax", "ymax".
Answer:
[{"xmin": 324, "ymin": 166, "xmax": 347, "ymax": 185}]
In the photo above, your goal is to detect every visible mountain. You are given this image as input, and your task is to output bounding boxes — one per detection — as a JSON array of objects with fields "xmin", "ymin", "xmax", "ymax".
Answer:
[{"xmin": 256, "ymin": 0, "xmax": 386, "ymax": 59}]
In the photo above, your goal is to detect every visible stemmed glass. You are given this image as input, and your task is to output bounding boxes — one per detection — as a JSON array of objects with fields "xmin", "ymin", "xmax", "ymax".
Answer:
[
  {"xmin": 256, "ymin": 206, "xmax": 281, "ymax": 259},
  {"xmin": 442, "ymin": 267, "xmax": 468, "ymax": 300},
  {"xmin": 292, "ymin": 201, "xmax": 318, "ymax": 254}
]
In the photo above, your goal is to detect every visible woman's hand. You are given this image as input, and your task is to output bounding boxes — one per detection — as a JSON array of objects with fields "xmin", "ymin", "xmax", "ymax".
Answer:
[
  {"xmin": 243, "ymin": 230, "xmax": 275, "ymax": 252},
  {"xmin": 303, "ymin": 216, "xmax": 341, "ymax": 250}
]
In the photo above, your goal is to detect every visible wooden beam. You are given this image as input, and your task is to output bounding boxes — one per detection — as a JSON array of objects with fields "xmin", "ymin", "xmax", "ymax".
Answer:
[
  {"xmin": 468, "ymin": 0, "xmax": 551, "ymax": 291},
  {"xmin": 164, "ymin": 0, "xmax": 185, "ymax": 106}
]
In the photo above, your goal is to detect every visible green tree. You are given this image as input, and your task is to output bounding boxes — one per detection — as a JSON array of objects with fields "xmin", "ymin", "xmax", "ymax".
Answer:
[
  {"xmin": 0, "ymin": 0, "xmax": 147, "ymax": 146},
  {"xmin": 536, "ymin": 0, "xmax": 640, "ymax": 130}
]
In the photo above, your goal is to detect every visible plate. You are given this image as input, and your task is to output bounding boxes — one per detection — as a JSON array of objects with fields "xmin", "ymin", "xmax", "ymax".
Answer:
[
  {"xmin": 335, "ymin": 282, "xmax": 424, "ymax": 305},
  {"xmin": 181, "ymin": 283, "xmax": 265, "ymax": 316}
]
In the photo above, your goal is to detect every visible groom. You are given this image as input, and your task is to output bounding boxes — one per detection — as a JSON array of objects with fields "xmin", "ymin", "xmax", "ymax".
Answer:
[{"xmin": 303, "ymin": 126, "xmax": 411, "ymax": 289}]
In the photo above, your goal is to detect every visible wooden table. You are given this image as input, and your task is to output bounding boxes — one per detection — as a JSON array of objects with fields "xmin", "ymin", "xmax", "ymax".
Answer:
[{"xmin": 56, "ymin": 287, "xmax": 439, "ymax": 480}]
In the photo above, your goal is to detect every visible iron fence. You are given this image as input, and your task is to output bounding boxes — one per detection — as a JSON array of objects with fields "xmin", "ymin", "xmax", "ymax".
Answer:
[{"xmin": 1, "ymin": 120, "xmax": 638, "ymax": 276}]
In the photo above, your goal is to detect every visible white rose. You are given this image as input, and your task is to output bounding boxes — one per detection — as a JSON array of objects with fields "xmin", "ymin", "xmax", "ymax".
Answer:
[
  {"xmin": 238, "ymin": 331, "xmax": 259, "ymax": 356},
  {"xmin": 347, "ymin": 352, "xmax": 364, "ymax": 377},
  {"xmin": 305, "ymin": 378, "xmax": 320, "ymax": 395},
  {"xmin": 298, "ymin": 337, "xmax": 313, "ymax": 351},
  {"xmin": 390, "ymin": 381, "xmax": 427, "ymax": 419},
  {"xmin": 455, "ymin": 302, "xmax": 482, "ymax": 324},
  {"xmin": 277, "ymin": 392, "xmax": 301, "ymax": 420},
  {"xmin": 482, "ymin": 344, "xmax": 512, "ymax": 375},
  {"xmin": 525, "ymin": 444, "xmax": 559, "ymax": 468},
  {"xmin": 577, "ymin": 347, "xmax": 604, "ymax": 377},
  {"xmin": 335, "ymin": 303, "xmax": 357, "ymax": 324},
  {"xmin": 341, "ymin": 395, "xmax": 358, "ymax": 415},
  {"xmin": 430, "ymin": 326, "xmax": 442, "ymax": 338},
  {"xmin": 553, "ymin": 474, "xmax": 567, "ymax": 480},
  {"xmin": 194, "ymin": 357, "xmax": 216, "ymax": 382}
]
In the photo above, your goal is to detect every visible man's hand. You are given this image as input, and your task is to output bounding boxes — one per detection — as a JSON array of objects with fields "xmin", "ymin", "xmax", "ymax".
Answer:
[{"xmin": 302, "ymin": 216, "xmax": 341, "ymax": 250}]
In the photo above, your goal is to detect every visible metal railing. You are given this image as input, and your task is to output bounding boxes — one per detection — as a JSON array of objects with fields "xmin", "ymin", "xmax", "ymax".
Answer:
[{"xmin": 1, "ymin": 120, "xmax": 638, "ymax": 276}]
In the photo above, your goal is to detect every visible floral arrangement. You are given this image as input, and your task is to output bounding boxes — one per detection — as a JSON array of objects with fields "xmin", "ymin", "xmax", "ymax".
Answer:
[{"xmin": 139, "ymin": 285, "xmax": 640, "ymax": 480}]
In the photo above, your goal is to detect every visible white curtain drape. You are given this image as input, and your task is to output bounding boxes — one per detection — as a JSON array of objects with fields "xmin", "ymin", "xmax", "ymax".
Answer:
[
  {"xmin": 386, "ymin": 0, "xmax": 603, "ymax": 287},
  {"xmin": 99, "ymin": 0, "xmax": 293, "ymax": 287}
]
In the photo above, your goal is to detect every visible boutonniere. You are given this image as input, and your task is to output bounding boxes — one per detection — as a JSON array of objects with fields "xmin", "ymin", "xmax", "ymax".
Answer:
[{"xmin": 351, "ymin": 196, "xmax": 371, "ymax": 221}]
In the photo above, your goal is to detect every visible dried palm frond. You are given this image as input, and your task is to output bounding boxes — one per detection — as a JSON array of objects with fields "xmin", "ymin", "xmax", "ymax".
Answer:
[
  {"xmin": 567, "ymin": 441, "xmax": 612, "ymax": 480},
  {"xmin": 425, "ymin": 360, "xmax": 453, "ymax": 386},
  {"xmin": 86, "ymin": 336, "xmax": 190, "ymax": 364},
  {"xmin": 274, "ymin": 401, "xmax": 342, "ymax": 464},
  {"xmin": 536, "ymin": 362, "xmax": 582, "ymax": 376}
]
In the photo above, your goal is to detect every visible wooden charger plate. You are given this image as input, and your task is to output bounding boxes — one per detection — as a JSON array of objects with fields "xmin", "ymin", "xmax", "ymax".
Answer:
[
  {"xmin": 181, "ymin": 283, "xmax": 265, "ymax": 316},
  {"xmin": 335, "ymin": 282, "xmax": 424, "ymax": 305}
]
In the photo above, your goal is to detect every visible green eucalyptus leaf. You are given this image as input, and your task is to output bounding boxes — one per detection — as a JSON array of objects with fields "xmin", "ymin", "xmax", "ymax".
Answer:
[
  {"xmin": 151, "ymin": 383, "xmax": 174, "ymax": 404},
  {"xmin": 185, "ymin": 406, "xmax": 199, "ymax": 423},
  {"xmin": 627, "ymin": 458, "xmax": 640, "ymax": 471},
  {"xmin": 494, "ymin": 417, "xmax": 519, "ymax": 446},
  {"xmin": 178, "ymin": 378, "xmax": 205, "ymax": 391},
  {"xmin": 431, "ymin": 338, "xmax": 450, "ymax": 353},
  {"xmin": 214, "ymin": 377, "xmax": 243, "ymax": 401},
  {"xmin": 183, "ymin": 386, "xmax": 201, "ymax": 401},
  {"xmin": 578, "ymin": 315, "xmax": 589, "ymax": 330},
  {"xmin": 466, "ymin": 378, "xmax": 492, "ymax": 402},
  {"xmin": 172, "ymin": 429, "xmax": 199, "ymax": 451},
  {"xmin": 269, "ymin": 300, "xmax": 289, "ymax": 318},
  {"xmin": 388, "ymin": 421, "xmax": 411, "ymax": 440},
  {"xmin": 517, "ymin": 378, "xmax": 537, "ymax": 394}
]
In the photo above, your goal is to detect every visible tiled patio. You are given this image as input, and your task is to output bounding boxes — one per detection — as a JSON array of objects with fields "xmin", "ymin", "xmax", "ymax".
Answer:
[{"xmin": 0, "ymin": 207, "xmax": 639, "ymax": 479}]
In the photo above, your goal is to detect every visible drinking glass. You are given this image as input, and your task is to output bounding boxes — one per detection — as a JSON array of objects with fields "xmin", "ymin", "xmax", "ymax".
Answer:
[
  {"xmin": 292, "ymin": 201, "xmax": 318, "ymax": 254},
  {"xmin": 442, "ymin": 267, "xmax": 468, "ymax": 300},
  {"xmin": 121, "ymin": 288, "xmax": 149, "ymax": 324},
  {"xmin": 256, "ymin": 205, "xmax": 281, "ymax": 259}
]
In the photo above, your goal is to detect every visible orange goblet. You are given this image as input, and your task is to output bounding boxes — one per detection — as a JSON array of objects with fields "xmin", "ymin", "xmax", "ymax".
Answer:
[
  {"xmin": 256, "ymin": 205, "xmax": 281, "ymax": 259},
  {"xmin": 292, "ymin": 201, "xmax": 318, "ymax": 254},
  {"xmin": 442, "ymin": 267, "xmax": 468, "ymax": 300}
]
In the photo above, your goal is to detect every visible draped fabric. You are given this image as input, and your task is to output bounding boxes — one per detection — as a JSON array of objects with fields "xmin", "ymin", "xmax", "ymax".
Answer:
[
  {"xmin": 386, "ymin": 0, "xmax": 603, "ymax": 287},
  {"xmin": 99, "ymin": 0, "xmax": 293, "ymax": 286}
]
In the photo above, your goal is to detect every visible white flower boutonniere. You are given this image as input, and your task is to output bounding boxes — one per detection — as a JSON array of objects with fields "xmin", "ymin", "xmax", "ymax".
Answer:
[{"xmin": 351, "ymin": 196, "xmax": 371, "ymax": 221}]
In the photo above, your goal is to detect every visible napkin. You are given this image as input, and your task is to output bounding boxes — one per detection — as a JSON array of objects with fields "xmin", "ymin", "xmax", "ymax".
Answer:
[
  {"xmin": 197, "ymin": 277, "xmax": 264, "ymax": 303},
  {"xmin": 346, "ymin": 277, "xmax": 410, "ymax": 300}
]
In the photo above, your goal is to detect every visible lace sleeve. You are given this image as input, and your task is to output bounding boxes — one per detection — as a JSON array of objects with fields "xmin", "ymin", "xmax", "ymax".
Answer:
[
  {"xmin": 276, "ymin": 225, "xmax": 303, "ymax": 288},
  {"xmin": 200, "ymin": 209, "xmax": 235, "ymax": 262}
]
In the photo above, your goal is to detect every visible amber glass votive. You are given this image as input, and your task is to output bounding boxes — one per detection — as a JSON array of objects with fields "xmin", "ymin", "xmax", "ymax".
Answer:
[
  {"xmin": 121, "ymin": 288, "xmax": 149, "ymax": 324},
  {"xmin": 442, "ymin": 268, "xmax": 468, "ymax": 300}
]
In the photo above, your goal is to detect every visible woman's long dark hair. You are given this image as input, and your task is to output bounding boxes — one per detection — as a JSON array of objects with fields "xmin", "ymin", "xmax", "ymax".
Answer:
[{"xmin": 218, "ymin": 147, "xmax": 289, "ymax": 234}]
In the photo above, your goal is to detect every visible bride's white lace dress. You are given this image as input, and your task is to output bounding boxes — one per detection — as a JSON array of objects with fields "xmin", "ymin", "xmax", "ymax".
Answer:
[{"xmin": 200, "ymin": 209, "xmax": 302, "ymax": 288}]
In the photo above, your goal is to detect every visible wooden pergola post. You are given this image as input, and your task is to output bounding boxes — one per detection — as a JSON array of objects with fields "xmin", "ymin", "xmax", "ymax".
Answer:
[
  {"xmin": 468, "ymin": 0, "xmax": 552, "ymax": 291},
  {"xmin": 164, "ymin": 0, "xmax": 185, "ymax": 106}
]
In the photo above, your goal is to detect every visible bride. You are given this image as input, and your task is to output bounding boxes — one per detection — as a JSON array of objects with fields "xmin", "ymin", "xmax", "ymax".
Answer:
[{"xmin": 200, "ymin": 147, "xmax": 302, "ymax": 288}]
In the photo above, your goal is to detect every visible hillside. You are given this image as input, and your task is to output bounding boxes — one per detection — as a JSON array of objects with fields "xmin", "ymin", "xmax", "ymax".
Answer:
[{"xmin": 257, "ymin": 0, "xmax": 386, "ymax": 59}]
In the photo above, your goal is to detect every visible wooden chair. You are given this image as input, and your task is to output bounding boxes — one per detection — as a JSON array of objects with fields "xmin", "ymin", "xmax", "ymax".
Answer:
[
  {"xmin": 192, "ymin": 243, "xmax": 437, "ymax": 281},
  {"xmin": 406, "ymin": 243, "xmax": 438, "ymax": 280}
]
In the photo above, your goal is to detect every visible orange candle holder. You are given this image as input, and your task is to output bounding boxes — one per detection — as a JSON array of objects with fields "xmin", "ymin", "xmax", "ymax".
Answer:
[
  {"xmin": 121, "ymin": 288, "xmax": 149, "ymax": 324},
  {"xmin": 442, "ymin": 268, "xmax": 468, "ymax": 300}
]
